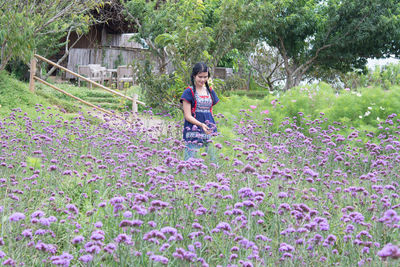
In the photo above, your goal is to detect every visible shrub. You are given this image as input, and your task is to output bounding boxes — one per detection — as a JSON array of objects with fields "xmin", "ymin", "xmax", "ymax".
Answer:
[
  {"xmin": 214, "ymin": 82, "xmax": 400, "ymax": 143},
  {"xmin": 133, "ymin": 59, "xmax": 183, "ymax": 113},
  {"xmin": 341, "ymin": 63, "xmax": 400, "ymax": 90}
]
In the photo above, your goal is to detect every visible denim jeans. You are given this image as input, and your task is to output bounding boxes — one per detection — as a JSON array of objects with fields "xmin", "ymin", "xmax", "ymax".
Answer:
[{"xmin": 184, "ymin": 141, "xmax": 216, "ymax": 162}]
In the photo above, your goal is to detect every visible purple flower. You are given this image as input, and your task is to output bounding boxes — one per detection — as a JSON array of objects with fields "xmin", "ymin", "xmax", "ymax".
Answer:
[
  {"xmin": 150, "ymin": 200, "xmax": 169, "ymax": 208},
  {"xmin": 241, "ymin": 164, "xmax": 256, "ymax": 173},
  {"xmin": 50, "ymin": 252, "xmax": 73, "ymax": 266},
  {"xmin": 84, "ymin": 242, "xmax": 101, "ymax": 254},
  {"xmin": 150, "ymin": 254, "xmax": 169, "ymax": 265},
  {"xmin": 31, "ymin": 210, "xmax": 45, "ymax": 218},
  {"xmin": 79, "ymin": 254, "xmax": 93, "ymax": 263},
  {"xmin": 39, "ymin": 217, "xmax": 51, "ymax": 227},
  {"xmin": 109, "ymin": 196, "xmax": 124, "ymax": 205},
  {"xmin": 148, "ymin": 221, "xmax": 157, "ymax": 227},
  {"xmin": 377, "ymin": 243, "xmax": 400, "ymax": 259},
  {"xmin": 132, "ymin": 219, "xmax": 144, "ymax": 227},
  {"xmin": 123, "ymin": 211, "xmax": 132, "ymax": 218},
  {"xmin": 160, "ymin": 227, "xmax": 178, "ymax": 236},
  {"xmin": 2, "ymin": 258, "xmax": 15, "ymax": 266},
  {"xmin": 192, "ymin": 223, "xmax": 203, "ymax": 230},
  {"xmin": 94, "ymin": 221, "xmax": 103, "ymax": 228},
  {"xmin": 72, "ymin": 235, "xmax": 84, "ymax": 244},
  {"xmin": 279, "ymin": 243, "xmax": 295, "ymax": 252},
  {"xmin": 91, "ymin": 230, "xmax": 105, "ymax": 241},
  {"xmin": 9, "ymin": 212, "xmax": 25, "ymax": 222},
  {"xmin": 215, "ymin": 222, "xmax": 232, "ymax": 232},
  {"xmin": 119, "ymin": 220, "xmax": 133, "ymax": 227},
  {"xmin": 21, "ymin": 229, "xmax": 33, "ymax": 239},
  {"xmin": 278, "ymin": 192, "xmax": 288, "ymax": 198},
  {"xmin": 104, "ymin": 243, "xmax": 117, "ymax": 253},
  {"xmin": 65, "ymin": 204, "xmax": 79, "ymax": 214},
  {"xmin": 160, "ymin": 243, "xmax": 171, "ymax": 252},
  {"xmin": 143, "ymin": 230, "xmax": 167, "ymax": 241},
  {"xmin": 238, "ymin": 187, "xmax": 255, "ymax": 198},
  {"xmin": 115, "ymin": 234, "xmax": 133, "ymax": 245},
  {"xmin": 35, "ymin": 229, "xmax": 46, "ymax": 235},
  {"xmin": 378, "ymin": 209, "xmax": 400, "ymax": 227}
]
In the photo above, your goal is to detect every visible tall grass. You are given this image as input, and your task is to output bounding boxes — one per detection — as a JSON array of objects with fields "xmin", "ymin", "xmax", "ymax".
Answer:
[{"xmin": 1, "ymin": 72, "xmax": 400, "ymax": 266}]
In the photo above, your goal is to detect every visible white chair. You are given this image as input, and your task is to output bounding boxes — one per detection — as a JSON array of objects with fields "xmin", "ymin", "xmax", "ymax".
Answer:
[
  {"xmin": 101, "ymin": 67, "xmax": 113, "ymax": 86},
  {"xmin": 78, "ymin": 65, "xmax": 102, "ymax": 88},
  {"xmin": 117, "ymin": 65, "xmax": 134, "ymax": 90}
]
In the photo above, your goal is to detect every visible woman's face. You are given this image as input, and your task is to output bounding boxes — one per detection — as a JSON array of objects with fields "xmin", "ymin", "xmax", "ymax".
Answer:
[{"xmin": 194, "ymin": 72, "xmax": 209, "ymax": 88}]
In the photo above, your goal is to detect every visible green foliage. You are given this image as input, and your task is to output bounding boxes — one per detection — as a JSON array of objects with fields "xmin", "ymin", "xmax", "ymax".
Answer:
[
  {"xmin": 124, "ymin": 0, "xmax": 249, "ymax": 108},
  {"xmin": 113, "ymin": 53, "xmax": 125, "ymax": 67},
  {"xmin": 215, "ymin": 81, "xmax": 400, "ymax": 142},
  {"xmin": 133, "ymin": 59, "xmax": 177, "ymax": 111},
  {"xmin": 0, "ymin": 0, "xmax": 102, "ymax": 71},
  {"xmin": 224, "ymin": 89, "xmax": 269, "ymax": 99},
  {"xmin": 5, "ymin": 60, "xmax": 30, "ymax": 81},
  {"xmin": 340, "ymin": 63, "xmax": 400, "ymax": 90},
  {"xmin": 216, "ymin": 75, "xmax": 247, "ymax": 95},
  {"xmin": 246, "ymin": 0, "xmax": 400, "ymax": 89}
]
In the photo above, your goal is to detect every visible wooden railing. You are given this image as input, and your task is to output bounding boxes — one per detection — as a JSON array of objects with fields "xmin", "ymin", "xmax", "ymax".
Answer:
[{"xmin": 29, "ymin": 54, "xmax": 145, "ymax": 119}]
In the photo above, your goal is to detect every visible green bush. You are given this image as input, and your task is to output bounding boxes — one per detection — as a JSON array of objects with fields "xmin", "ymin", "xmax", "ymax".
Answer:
[
  {"xmin": 214, "ymin": 82, "xmax": 400, "ymax": 144},
  {"xmin": 341, "ymin": 63, "xmax": 400, "ymax": 90},
  {"xmin": 133, "ymin": 59, "xmax": 182, "ymax": 113},
  {"xmin": 224, "ymin": 89, "xmax": 270, "ymax": 99},
  {"xmin": 216, "ymin": 74, "xmax": 247, "ymax": 94}
]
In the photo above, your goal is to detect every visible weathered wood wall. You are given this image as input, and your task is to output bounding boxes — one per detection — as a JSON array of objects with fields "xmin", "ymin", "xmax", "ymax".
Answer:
[
  {"xmin": 66, "ymin": 33, "xmax": 152, "ymax": 79},
  {"xmin": 66, "ymin": 48, "xmax": 149, "ymax": 79}
]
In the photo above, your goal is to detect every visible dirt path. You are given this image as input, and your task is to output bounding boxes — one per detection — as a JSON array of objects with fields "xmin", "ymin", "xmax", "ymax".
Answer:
[{"xmin": 89, "ymin": 110, "xmax": 172, "ymax": 137}]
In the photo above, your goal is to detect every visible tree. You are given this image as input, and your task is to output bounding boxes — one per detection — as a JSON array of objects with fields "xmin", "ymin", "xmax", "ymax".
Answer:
[
  {"xmin": 123, "ymin": 0, "xmax": 250, "ymax": 109},
  {"xmin": 248, "ymin": 0, "xmax": 400, "ymax": 90},
  {"xmin": 0, "ymin": 0, "xmax": 104, "ymax": 71},
  {"xmin": 124, "ymin": 0, "xmax": 248, "ymax": 78},
  {"xmin": 247, "ymin": 43, "xmax": 285, "ymax": 91}
]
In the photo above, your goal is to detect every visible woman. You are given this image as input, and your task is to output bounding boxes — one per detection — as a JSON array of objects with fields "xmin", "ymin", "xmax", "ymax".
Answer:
[{"xmin": 180, "ymin": 62, "xmax": 219, "ymax": 161}]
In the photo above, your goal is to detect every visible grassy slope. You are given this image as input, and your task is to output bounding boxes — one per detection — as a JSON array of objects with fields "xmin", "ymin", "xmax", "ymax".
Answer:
[
  {"xmin": 0, "ymin": 71, "xmax": 144, "ymax": 120},
  {"xmin": 0, "ymin": 71, "xmax": 52, "ymax": 117}
]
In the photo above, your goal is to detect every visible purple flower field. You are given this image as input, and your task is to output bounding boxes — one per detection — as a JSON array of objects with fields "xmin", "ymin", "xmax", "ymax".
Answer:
[{"xmin": 1, "ymin": 104, "xmax": 400, "ymax": 266}]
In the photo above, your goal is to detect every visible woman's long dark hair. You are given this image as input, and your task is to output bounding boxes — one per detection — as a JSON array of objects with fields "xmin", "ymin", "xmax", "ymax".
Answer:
[{"xmin": 191, "ymin": 62, "xmax": 214, "ymax": 103}]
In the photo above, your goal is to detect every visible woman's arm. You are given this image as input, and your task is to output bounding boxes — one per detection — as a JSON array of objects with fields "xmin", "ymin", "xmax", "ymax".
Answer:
[{"xmin": 182, "ymin": 100, "xmax": 211, "ymax": 134}]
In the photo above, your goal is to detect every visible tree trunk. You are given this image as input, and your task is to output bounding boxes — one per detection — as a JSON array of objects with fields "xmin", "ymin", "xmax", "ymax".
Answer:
[
  {"xmin": 284, "ymin": 64, "xmax": 295, "ymax": 90},
  {"xmin": 43, "ymin": 29, "xmax": 82, "ymax": 80},
  {"xmin": 0, "ymin": 53, "xmax": 13, "ymax": 71},
  {"xmin": 247, "ymin": 69, "xmax": 252, "ymax": 91},
  {"xmin": 43, "ymin": 52, "xmax": 68, "ymax": 80},
  {"xmin": 285, "ymin": 74, "xmax": 293, "ymax": 90},
  {"xmin": 158, "ymin": 53, "xmax": 167, "ymax": 74},
  {"xmin": 0, "ymin": 41, "xmax": 12, "ymax": 71}
]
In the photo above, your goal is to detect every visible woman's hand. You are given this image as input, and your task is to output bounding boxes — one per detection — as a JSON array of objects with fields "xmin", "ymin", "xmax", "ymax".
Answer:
[{"xmin": 201, "ymin": 123, "xmax": 211, "ymax": 135}]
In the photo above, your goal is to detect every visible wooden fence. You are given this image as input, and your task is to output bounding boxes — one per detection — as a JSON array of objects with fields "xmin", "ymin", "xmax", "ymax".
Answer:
[{"xmin": 29, "ymin": 54, "xmax": 145, "ymax": 120}]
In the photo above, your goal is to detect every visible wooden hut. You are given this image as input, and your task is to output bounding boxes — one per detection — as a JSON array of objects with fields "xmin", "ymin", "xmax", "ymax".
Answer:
[
  {"xmin": 48, "ymin": 1, "xmax": 160, "ymax": 79},
  {"xmin": 62, "ymin": 26, "xmax": 151, "ymax": 79}
]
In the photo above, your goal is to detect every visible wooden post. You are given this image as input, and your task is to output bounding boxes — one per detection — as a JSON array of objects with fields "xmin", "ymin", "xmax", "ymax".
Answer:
[
  {"xmin": 34, "ymin": 54, "xmax": 145, "ymax": 106},
  {"xmin": 132, "ymin": 94, "xmax": 138, "ymax": 120},
  {"xmin": 29, "ymin": 57, "xmax": 37, "ymax": 93}
]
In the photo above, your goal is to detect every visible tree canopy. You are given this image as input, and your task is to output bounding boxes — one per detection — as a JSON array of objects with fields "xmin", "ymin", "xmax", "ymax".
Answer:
[
  {"xmin": 247, "ymin": 0, "xmax": 400, "ymax": 89},
  {"xmin": 0, "ymin": 0, "xmax": 104, "ymax": 71},
  {"xmin": 2, "ymin": 0, "xmax": 399, "ymax": 92},
  {"xmin": 124, "ymin": 0, "xmax": 248, "ymax": 76}
]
